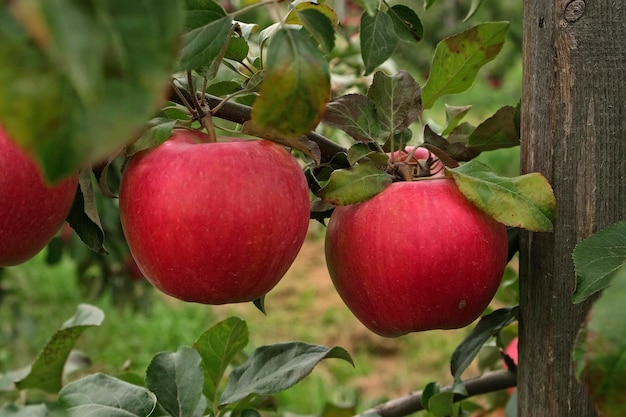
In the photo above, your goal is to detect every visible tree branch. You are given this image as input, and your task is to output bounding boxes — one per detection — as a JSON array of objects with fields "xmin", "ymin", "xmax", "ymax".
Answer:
[
  {"xmin": 355, "ymin": 370, "xmax": 517, "ymax": 417},
  {"xmin": 167, "ymin": 89, "xmax": 346, "ymax": 163}
]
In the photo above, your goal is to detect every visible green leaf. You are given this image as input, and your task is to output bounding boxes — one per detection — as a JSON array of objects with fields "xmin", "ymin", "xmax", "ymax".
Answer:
[
  {"xmin": 360, "ymin": 11, "xmax": 398, "ymax": 75},
  {"xmin": 128, "ymin": 118, "xmax": 178, "ymax": 156},
  {"xmin": 421, "ymin": 382, "xmax": 440, "ymax": 410},
  {"xmin": 347, "ymin": 144, "xmax": 389, "ymax": 166},
  {"xmin": 66, "ymin": 169, "xmax": 106, "ymax": 255},
  {"xmin": 450, "ymin": 307, "xmax": 518, "ymax": 379},
  {"xmin": 387, "ymin": 5, "xmax": 423, "ymax": 43},
  {"xmin": 367, "ymin": 71, "xmax": 422, "ymax": 133},
  {"xmin": 449, "ymin": 160, "xmax": 556, "ymax": 232},
  {"xmin": 296, "ymin": 8, "xmax": 335, "ymax": 53},
  {"xmin": 442, "ymin": 104, "xmax": 472, "ymax": 136},
  {"xmin": 59, "ymin": 373, "xmax": 157, "ymax": 417},
  {"xmin": 468, "ymin": 105, "xmax": 520, "ymax": 151},
  {"xmin": 572, "ymin": 220, "xmax": 626, "ymax": 304},
  {"xmin": 180, "ymin": 0, "xmax": 233, "ymax": 70},
  {"xmin": 146, "ymin": 347, "xmax": 205, "ymax": 417},
  {"xmin": 322, "ymin": 94, "xmax": 381, "ymax": 142},
  {"xmin": 252, "ymin": 27, "xmax": 330, "ymax": 136},
  {"xmin": 220, "ymin": 342, "xmax": 353, "ymax": 405},
  {"xmin": 286, "ymin": 2, "xmax": 339, "ymax": 28},
  {"xmin": 15, "ymin": 305, "xmax": 104, "ymax": 394},
  {"xmin": 424, "ymin": 0, "xmax": 437, "ymax": 10},
  {"xmin": 0, "ymin": 0, "xmax": 184, "ymax": 182},
  {"xmin": 422, "ymin": 22, "xmax": 509, "ymax": 109},
  {"xmin": 319, "ymin": 162, "xmax": 392, "ymax": 206},
  {"xmin": 575, "ymin": 266, "xmax": 626, "ymax": 417},
  {"xmin": 225, "ymin": 33, "xmax": 249, "ymax": 62},
  {"xmin": 193, "ymin": 317, "xmax": 249, "ymax": 405},
  {"xmin": 427, "ymin": 392, "xmax": 456, "ymax": 417}
]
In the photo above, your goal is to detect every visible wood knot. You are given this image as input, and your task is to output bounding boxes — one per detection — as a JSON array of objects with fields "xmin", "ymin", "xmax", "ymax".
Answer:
[{"xmin": 564, "ymin": 0, "xmax": 585, "ymax": 22}]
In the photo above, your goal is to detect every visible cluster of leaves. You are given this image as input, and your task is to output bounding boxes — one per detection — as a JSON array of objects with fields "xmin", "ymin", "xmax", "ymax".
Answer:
[{"xmin": 0, "ymin": 307, "xmax": 353, "ymax": 417}]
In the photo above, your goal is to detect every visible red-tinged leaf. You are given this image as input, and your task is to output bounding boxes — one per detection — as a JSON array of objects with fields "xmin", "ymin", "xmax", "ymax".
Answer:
[
  {"xmin": 367, "ymin": 71, "xmax": 422, "ymax": 133},
  {"xmin": 322, "ymin": 94, "xmax": 381, "ymax": 142},
  {"xmin": 319, "ymin": 162, "xmax": 392, "ymax": 206},
  {"xmin": 360, "ymin": 11, "xmax": 398, "ymax": 75},
  {"xmin": 252, "ymin": 27, "xmax": 330, "ymax": 137},
  {"xmin": 449, "ymin": 160, "xmax": 556, "ymax": 232},
  {"xmin": 422, "ymin": 22, "xmax": 509, "ymax": 109}
]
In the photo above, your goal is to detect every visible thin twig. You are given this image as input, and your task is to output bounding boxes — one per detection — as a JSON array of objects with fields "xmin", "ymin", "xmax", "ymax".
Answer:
[{"xmin": 355, "ymin": 370, "xmax": 517, "ymax": 417}]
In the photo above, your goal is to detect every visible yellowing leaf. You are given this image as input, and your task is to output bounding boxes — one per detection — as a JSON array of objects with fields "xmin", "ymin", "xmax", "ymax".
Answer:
[
  {"xmin": 252, "ymin": 28, "xmax": 330, "ymax": 136},
  {"xmin": 450, "ymin": 160, "xmax": 556, "ymax": 232}
]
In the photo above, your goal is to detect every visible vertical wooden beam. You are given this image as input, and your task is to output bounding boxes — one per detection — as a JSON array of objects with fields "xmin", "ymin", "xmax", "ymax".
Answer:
[{"xmin": 520, "ymin": 0, "xmax": 626, "ymax": 416}]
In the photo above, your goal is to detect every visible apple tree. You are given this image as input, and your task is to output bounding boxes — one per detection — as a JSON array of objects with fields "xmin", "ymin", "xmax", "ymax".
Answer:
[{"xmin": 0, "ymin": 0, "xmax": 624, "ymax": 417}]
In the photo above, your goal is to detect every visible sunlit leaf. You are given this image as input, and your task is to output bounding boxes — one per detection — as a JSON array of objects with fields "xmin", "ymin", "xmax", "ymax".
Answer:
[
  {"xmin": 193, "ymin": 317, "xmax": 249, "ymax": 405},
  {"xmin": 322, "ymin": 94, "xmax": 381, "ymax": 142},
  {"xmin": 422, "ymin": 22, "xmax": 509, "ymax": 109},
  {"xmin": 360, "ymin": 11, "xmax": 398, "ymax": 75},
  {"xmin": 59, "ymin": 373, "xmax": 157, "ymax": 417},
  {"xmin": 286, "ymin": 2, "xmax": 339, "ymax": 28},
  {"xmin": 468, "ymin": 105, "xmax": 520, "ymax": 151},
  {"xmin": 16, "ymin": 305, "xmax": 104, "ymax": 394},
  {"xmin": 0, "ymin": 1, "xmax": 184, "ymax": 182},
  {"xmin": 146, "ymin": 347, "xmax": 205, "ymax": 417},
  {"xmin": 575, "ymin": 266, "xmax": 626, "ymax": 417},
  {"xmin": 449, "ymin": 160, "xmax": 556, "ymax": 232},
  {"xmin": 252, "ymin": 27, "xmax": 330, "ymax": 136},
  {"xmin": 220, "ymin": 342, "xmax": 353, "ymax": 404},
  {"xmin": 572, "ymin": 220, "xmax": 626, "ymax": 304},
  {"xmin": 319, "ymin": 162, "xmax": 392, "ymax": 206},
  {"xmin": 367, "ymin": 71, "xmax": 422, "ymax": 133}
]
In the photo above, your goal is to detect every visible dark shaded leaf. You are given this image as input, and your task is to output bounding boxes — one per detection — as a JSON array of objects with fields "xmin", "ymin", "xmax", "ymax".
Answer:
[
  {"xmin": 442, "ymin": 104, "xmax": 472, "ymax": 136},
  {"xmin": 295, "ymin": 8, "xmax": 336, "ymax": 53},
  {"xmin": 360, "ymin": 11, "xmax": 398, "ymax": 75},
  {"xmin": 451, "ymin": 307, "xmax": 518, "ymax": 379},
  {"xmin": 468, "ymin": 105, "xmax": 520, "ymax": 151},
  {"xmin": 423, "ymin": 125, "xmax": 479, "ymax": 161},
  {"xmin": 388, "ymin": 5, "xmax": 423, "ymax": 43},
  {"xmin": 241, "ymin": 120, "xmax": 321, "ymax": 164},
  {"xmin": 66, "ymin": 169, "xmax": 106, "ymax": 254},
  {"xmin": 367, "ymin": 71, "xmax": 422, "ymax": 133},
  {"xmin": 322, "ymin": 94, "xmax": 381, "ymax": 142}
]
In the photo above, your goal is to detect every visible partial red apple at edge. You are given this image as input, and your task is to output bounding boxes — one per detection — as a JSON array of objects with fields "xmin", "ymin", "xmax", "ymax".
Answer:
[
  {"xmin": 0, "ymin": 125, "xmax": 78, "ymax": 267},
  {"xmin": 325, "ymin": 178, "xmax": 508, "ymax": 337},
  {"xmin": 119, "ymin": 129, "xmax": 311, "ymax": 304}
]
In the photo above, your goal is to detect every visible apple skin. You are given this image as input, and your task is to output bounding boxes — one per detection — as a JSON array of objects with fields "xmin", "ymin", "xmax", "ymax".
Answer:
[
  {"xmin": 325, "ymin": 178, "xmax": 508, "ymax": 337},
  {"xmin": 119, "ymin": 130, "xmax": 311, "ymax": 304},
  {"xmin": 0, "ymin": 125, "xmax": 78, "ymax": 266}
]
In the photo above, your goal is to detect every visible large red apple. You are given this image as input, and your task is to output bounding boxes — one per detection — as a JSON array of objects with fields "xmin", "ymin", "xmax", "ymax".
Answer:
[
  {"xmin": 325, "ymin": 178, "xmax": 508, "ymax": 337},
  {"xmin": 119, "ymin": 129, "xmax": 310, "ymax": 304},
  {"xmin": 0, "ymin": 125, "xmax": 78, "ymax": 266}
]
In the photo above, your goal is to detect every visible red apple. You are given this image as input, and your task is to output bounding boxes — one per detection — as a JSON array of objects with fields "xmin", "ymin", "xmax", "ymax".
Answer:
[
  {"xmin": 325, "ymin": 178, "xmax": 508, "ymax": 337},
  {"xmin": 0, "ymin": 125, "xmax": 78, "ymax": 266},
  {"xmin": 119, "ymin": 129, "xmax": 310, "ymax": 304}
]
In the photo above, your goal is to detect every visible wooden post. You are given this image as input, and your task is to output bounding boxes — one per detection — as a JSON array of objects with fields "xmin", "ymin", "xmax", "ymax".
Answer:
[{"xmin": 519, "ymin": 1, "xmax": 626, "ymax": 416}]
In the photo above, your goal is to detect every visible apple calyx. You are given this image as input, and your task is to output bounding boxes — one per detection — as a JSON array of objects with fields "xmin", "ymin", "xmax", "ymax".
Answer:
[{"xmin": 388, "ymin": 146, "xmax": 444, "ymax": 182}]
